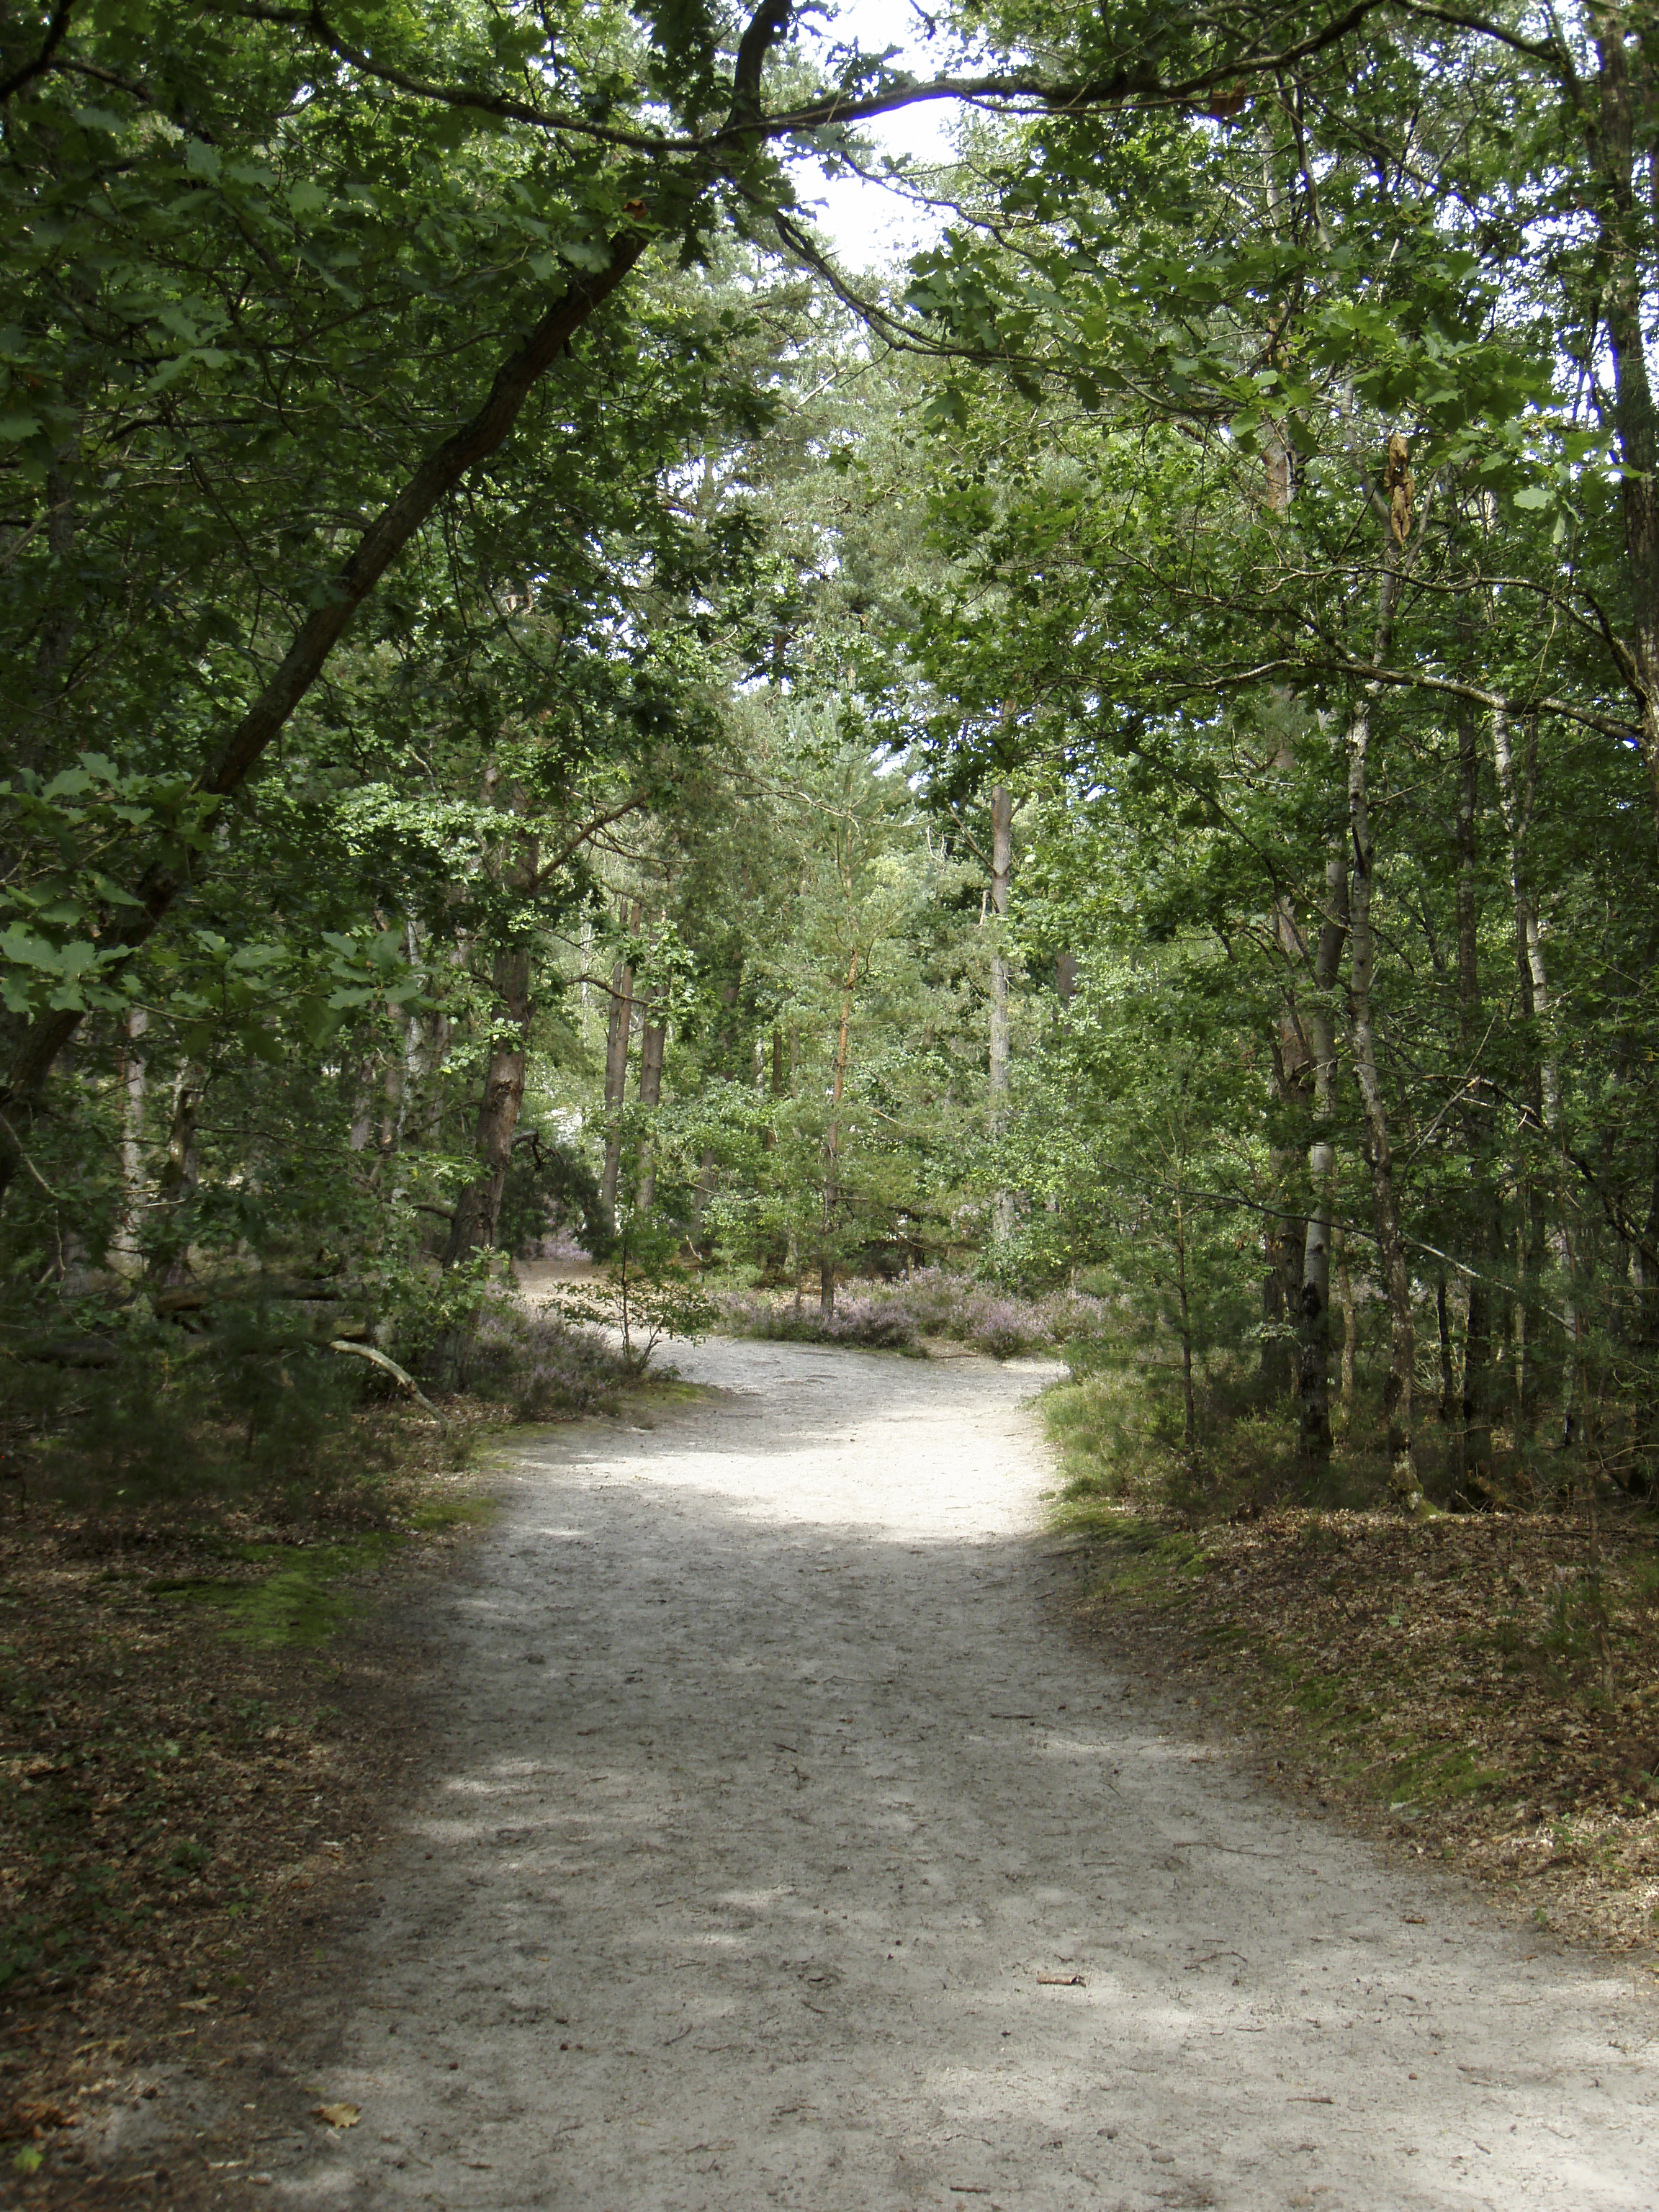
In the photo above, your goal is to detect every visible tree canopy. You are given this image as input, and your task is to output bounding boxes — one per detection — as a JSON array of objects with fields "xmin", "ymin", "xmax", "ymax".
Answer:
[{"xmin": 6, "ymin": 0, "xmax": 1659, "ymax": 1524}]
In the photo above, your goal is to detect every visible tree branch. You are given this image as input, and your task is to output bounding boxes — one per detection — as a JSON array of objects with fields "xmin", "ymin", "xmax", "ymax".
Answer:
[
  {"xmin": 0, "ymin": 0, "xmax": 78, "ymax": 102},
  {"xmin": 0, "ymin": 235, "xmax": 649, "ymax": 1150},
  {"xmin": 221, "ymin": 0, "xmax": 1389, "ymax": 155}
]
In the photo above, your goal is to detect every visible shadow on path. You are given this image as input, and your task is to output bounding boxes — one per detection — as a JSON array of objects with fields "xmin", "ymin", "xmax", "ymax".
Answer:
[{"xmin": 262, "ymin": 1340, "xmax": 1654, "ymax": 2211}]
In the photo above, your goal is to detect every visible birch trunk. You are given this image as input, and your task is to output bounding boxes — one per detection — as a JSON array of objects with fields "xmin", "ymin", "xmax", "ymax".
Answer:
[
  {"xmin": 1454, "ymin": 696, "xmax": 1494, "ymax": 1486},
  {"xmin": 1298, "ymin": 798, "xmax": 1349, "ymax": 1455},
  {"xmin": 148, "ymin": 1058, "xmax": 203, "ymax": 1287},
  {"xmin": 1491, "ymin": 707, "xmax": 1575, "ymax": 1444},
  {"xmin": 1344, "ymin": 439, "xmax": 1424, "ymax": 1512},
  {"xmin": 111, "ymin": 1005, "xmax": 148, "ymax": 1277}
]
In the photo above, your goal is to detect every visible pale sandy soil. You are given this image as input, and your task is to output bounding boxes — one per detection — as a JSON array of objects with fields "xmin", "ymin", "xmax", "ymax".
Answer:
[{"xmin": 163, "ymin": 1340, "xmax": 1659, "ymax": 2207}]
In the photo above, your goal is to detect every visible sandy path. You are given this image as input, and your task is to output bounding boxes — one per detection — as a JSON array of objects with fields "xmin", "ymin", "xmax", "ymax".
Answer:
[{"xmin": 269, "ymin": 1339, "xmax": 1656, "ymax": 2209}]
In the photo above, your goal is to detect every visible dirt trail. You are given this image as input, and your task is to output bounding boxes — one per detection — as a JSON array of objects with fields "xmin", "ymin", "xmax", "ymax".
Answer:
[{"xmin": 261, "ymin": 1340, "xmax": 1653, "ymax": 2208}]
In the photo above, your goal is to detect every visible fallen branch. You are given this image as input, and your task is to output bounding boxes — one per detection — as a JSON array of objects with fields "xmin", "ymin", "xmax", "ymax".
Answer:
[
  {"xmin": 154, "ymin": 1274, "xmax": 348, "ymax": 1315},
  {"xmin": 327, "ymin": 1338, "xmax": 443, "ymax": 1418},
  {"xmin": 11, "ymin": 1336, "xmax": 120, "ymax": 1368}
]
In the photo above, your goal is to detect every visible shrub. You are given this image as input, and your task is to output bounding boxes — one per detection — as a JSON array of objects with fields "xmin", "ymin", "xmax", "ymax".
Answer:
[
  {"xmin": 464, "ymin": 1300, "xmax": 631, "ymax": 1419},
  {"xmin": 714, "ymin": 1269, "xmax": 1110, "ymax": 1360}
]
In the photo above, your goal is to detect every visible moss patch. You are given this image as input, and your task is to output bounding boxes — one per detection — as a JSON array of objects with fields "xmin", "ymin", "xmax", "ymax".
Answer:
[{"xmin": 146, "ymin": 1534, "xmax": 406, "ymax": 1647}]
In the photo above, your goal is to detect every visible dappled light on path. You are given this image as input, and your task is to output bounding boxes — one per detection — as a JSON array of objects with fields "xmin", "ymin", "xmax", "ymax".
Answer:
[{"xmin": 273, "ymin": 1342, "xmax": 1654, "ymax": 2208}]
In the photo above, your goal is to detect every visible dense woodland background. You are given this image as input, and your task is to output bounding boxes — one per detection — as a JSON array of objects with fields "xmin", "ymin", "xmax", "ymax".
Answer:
[{"xmin": 6, "ymin": 0, "xmax": 1659, "ymax": 1527}]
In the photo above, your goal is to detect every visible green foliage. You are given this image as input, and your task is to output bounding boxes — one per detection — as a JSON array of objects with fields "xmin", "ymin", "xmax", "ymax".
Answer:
[
  {"xmin": 558, "ymin": 1210, "xmax": 716, "ymax": 1374},
  {"xmin": 4, "ymin": 0, "xmax": 1659, "ymax": 1546}
]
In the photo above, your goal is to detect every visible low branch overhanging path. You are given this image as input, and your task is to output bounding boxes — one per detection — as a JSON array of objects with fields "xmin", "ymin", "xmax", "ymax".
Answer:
[{"xmin": 261, "ymin": 1341, "xmax": 1652, "ymax": 2207}]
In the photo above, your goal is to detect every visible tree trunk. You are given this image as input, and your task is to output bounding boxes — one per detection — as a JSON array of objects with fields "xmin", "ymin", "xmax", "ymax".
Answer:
[
  {"xmin": 693, "ymin": 1149, "xmax": 717, "ymax": 1238},
  {"xmin": 1344, "ymin": 439, "xmax": 1424, "ymax": 1513},
  {"xmin": 0, "ymin": 230, "xmax": 656, "ymax": 1203},
  {"xmin": 111, "ymin": 1005, "xmax": 148, "ymax": 1277},
  {"xmin": 1586, "ymin": 20, "xmax": 1659, "ymax": 848},
  {"xmin": 819, "ymin": 949, "xmax": 860, "ymax": 1322},
  {"xmin": 1336, "ymin": 1218, "xmax": 1358, "ymax": 1419},
  {"xmin": 146, "ymin": 1058, "xmax": 203, "ymax": 1287},
  {"xmin": 158, "ymin": 1064, "xmax": 202, "ymax": 1202},
  {"xmin": 988, "ymin": 781, "xmax": 1014, "ymax": 1243},
  {"xmin": 765, "ymin": 1026, "xmax": 784, "ymax": 1148},
  {"xmin": 1491, "ymin": 706, "xmax": 1575, "ymax": 1444},
  {"xmin": 25, "ymin": 444, "xmax": 80, "ymax": 777},
  {"xmin": 1454, "ymin": 693, "xmax": 1493, "ymax": 1488},
  {"xmin": 601, "ymin": 899, "xmax": 641, "ymax": 1222},
  {"xmin": 1298, "ymin": 791, "xmax": 1349, "ymax": 1456},
  {"xmin": 1262, "ymin": 395, "xmax": 1306, "ymax": 1404},
  {"xmin": 1175, "ymin": 1188, "xmax": 1197, "ymax": 1460},
  {"xmin": 1437, "ymin": 1273, "xmax": 1457, "ymax": 1423},
  {"xmin": 1265, "ymin": 904, "xmax": 1311, "ymax": 1396},
  {"xmin": 442, "ymin": 940, "xmax": 532, "ymax": 1270},
  {"xmin": 635, "ymin": 981, "xmax": 667, "ymax": 1215}
]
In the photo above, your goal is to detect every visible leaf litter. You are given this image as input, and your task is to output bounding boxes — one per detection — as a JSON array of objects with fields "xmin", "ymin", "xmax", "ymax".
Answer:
[{"xmin": 1059, "ymin": 1500, "xmax": 1659, "ymax": 1958}]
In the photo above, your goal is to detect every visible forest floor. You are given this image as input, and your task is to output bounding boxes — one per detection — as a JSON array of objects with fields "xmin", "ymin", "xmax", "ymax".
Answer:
[
  {"xmin": 1050, "ymin": 1475, "xmax": 1659, "ymax": 1966},
  {"xmin": 0, "ymin": 1399, "xmax": 520, "ymax": 2200},
  {"xmin": 10, "ymin": 1336, "xmax": 1654, "ymax": 2209}
]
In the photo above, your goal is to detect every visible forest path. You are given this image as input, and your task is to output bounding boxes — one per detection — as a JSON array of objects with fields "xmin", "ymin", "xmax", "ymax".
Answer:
[{"xmin": 275, "ymin": 1339, "xmax": 1654, "ymax": 2209}]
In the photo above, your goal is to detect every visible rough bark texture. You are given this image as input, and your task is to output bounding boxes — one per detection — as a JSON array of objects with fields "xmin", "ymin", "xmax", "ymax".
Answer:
[
  {"xmin": 112, "ymin": 1004, "xmax": 148, "ymax": 1277},
  {"xmin": 1336, "ymin": 1220, "xmax": 1358, "ymax": 1416},
  {"xmin": 634, "ymin": 975, "xmax": 667, "ymax": 1216},
  {"xmin": 442, "ymin": 941, "xmax": 532, "ymax": 1271}
]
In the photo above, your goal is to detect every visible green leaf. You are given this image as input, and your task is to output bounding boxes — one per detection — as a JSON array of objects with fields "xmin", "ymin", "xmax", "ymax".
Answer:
[{"xmin": 558, "ymin": 238, "xmax": 613, "ymax": 273}]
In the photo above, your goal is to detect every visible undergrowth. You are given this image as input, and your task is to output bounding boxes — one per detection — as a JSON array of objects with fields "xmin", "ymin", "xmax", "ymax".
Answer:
[
  {"xmin": 0, "ymin": 1280, "xmax": 642, "ymax": 2146},
  {"xmin": 716, "ymin": 1267, "xmax": 1108, "ymax": 1359},
  {"xmin": 1046, "ymin": 1366, "xmax": 1659, "ymax": 1959}
]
